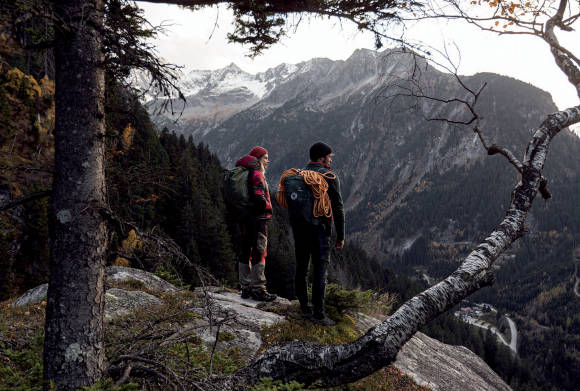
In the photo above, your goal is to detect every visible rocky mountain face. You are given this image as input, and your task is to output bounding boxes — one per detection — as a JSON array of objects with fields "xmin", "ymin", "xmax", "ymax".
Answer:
[
  {"xmin": 142, "ymin": 61, "xmax": 303, "ymax": 135},
  {"xmin": 143, "ymin": 48, "xmax": 580, "ymax": 257},
  {"xmin": 143, "ymin": 49, "xmax": 580, "ymax": 390}
]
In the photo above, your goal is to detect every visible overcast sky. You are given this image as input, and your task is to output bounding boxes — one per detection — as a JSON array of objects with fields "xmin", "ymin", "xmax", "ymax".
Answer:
[{"xmin": 139, "ymin": 3, "xmax": 579, "ymax": 112}]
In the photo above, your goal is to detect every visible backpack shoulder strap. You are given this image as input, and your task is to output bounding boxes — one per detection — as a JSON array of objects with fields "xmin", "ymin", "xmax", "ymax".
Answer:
[{"xmin": 246, "ymin": 167, "xmax": 255, "ymax": 196}]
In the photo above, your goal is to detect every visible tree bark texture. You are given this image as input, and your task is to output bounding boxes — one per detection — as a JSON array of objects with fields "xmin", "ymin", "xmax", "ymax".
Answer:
[
  {"xmin": 236, "ymin": 106, "xmax": 580, "ymax": 388},
  {"xmin": 43, "ymin": 1, "xmax": 108, "ymax": 390}
]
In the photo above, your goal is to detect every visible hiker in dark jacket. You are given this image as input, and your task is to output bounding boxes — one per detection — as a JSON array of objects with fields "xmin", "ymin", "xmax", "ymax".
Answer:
[
  {"xmin": 291, "ymin": 142, "xmax": 345, "ymax": 325},
  {"xmin": 236, "ymin": 146, "xmax": 277, "ymax": 302}
]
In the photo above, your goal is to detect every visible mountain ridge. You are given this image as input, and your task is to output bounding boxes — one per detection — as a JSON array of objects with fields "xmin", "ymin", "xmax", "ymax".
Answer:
[
  {"xmin": 140, "ymin": 48, "xmax": 568, "ymax": 251},
  {"xmin": 141, "ymin": 48, "xmax": 580, "ymax": 390}
]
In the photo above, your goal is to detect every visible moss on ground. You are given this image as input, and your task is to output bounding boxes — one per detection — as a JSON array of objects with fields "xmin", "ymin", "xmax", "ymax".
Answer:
[
  {"xmin": 259, "ymin": 285, "xmax": 429, "ymax": 391},
  {"xmin": 0, "ymin": 299, "xmax": 46, "ymax": 391},
  {"xmin": 1, "ymin": 285, "xmax": 428, "ymax": 391}
]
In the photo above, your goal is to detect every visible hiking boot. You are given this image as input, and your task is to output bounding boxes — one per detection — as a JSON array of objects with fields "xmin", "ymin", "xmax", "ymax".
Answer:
[
  {"xmin": 311, "ymin": 315, "xmax": 336, "ymax": 326},
  {"xmin": 240, "ymin": 289, "xmax": 252, "ymax": 299},
  {"xmin": 252, "ymin": 290, "xmax": 277, "ymax": 302}
]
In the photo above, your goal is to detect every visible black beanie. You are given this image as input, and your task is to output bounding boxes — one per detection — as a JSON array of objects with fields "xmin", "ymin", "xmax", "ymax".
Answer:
[{"xmin": 309, "ymin": 142, "xmax": 333, "ymax": 161}]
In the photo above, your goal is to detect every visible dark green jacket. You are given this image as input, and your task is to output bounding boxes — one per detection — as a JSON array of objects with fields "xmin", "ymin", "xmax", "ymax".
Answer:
[{"xmin": 303, "ymin": 162, "xmax": 345, "ymax": 241}]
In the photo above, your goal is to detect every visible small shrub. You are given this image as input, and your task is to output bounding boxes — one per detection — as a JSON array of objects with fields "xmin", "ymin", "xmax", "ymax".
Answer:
[
  {"xmin": 154, "ymin": 265, "xmax": 190, "ymax": 290},
  {"xmin": 261, "ymin": 305, "xmax": 360, "ymax": 348},
  {"xmin": 3, "ymin": 68, "xmax": 41, "ymax": 105},
  {"xmin": 325, "ymin": 284, "xmax": 397, "ymax": 316},
  {"xmin": 250, "ymin": 378, "xmax": 305, "ymax": 391},
  {"xmin": 78, "ymin": 379, "xmax": 140, "ymax": 391},
  {"xmin": 326, "ymin": 366, "xmax": 432, "ymax": 391},
  {"xmin": 218, "ymin": 331, "xmax": 235, "ymax": 342},
  {"xmin": 113, "ymin": 257, "xmax": 131, "ymax": 267}
]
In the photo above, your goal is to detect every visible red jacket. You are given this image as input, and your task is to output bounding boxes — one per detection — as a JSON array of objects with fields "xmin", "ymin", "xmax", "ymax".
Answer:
[{"xmin": 236, "ymin": 155, "xmax": 272, "ymax": 219}]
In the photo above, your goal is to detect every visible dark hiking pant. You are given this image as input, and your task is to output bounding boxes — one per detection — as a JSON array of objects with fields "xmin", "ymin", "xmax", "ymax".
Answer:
[
  {"xmin": 292, "ymin": 221, "xmax": 331, "ymax": 318},
  {"xmin": 238, "ymin": 218, "xmax": 268, "ymax": 292}
]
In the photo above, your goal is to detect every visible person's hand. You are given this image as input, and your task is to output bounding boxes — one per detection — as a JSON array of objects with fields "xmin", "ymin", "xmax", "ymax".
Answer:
[{"xmin": 335, "ymin": 239, "xmax": 345, "ymax": 251}]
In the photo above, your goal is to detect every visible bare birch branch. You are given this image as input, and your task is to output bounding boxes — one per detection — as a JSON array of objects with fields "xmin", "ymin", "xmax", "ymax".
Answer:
[{"xmin": 230, "ymin": 104, "xmax": 580, "ymax": 388}]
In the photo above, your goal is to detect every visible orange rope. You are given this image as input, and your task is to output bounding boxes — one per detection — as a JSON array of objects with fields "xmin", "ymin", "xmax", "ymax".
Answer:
[{"xmin": 277, "ymin": 169, "xmax": 336, "ymax": 218}]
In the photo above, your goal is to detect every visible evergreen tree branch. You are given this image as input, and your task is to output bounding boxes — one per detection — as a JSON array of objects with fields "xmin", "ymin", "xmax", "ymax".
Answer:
[
  {"xmin": 0, "ymin": 190, "xmax": 51, "ymax": 211},
  {"xmin": 137, "ymin": 0, "xmax": 423, "ymax": 57}
]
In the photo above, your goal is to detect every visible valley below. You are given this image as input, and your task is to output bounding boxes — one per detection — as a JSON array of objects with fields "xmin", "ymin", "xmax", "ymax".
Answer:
[{"xmin": 454, "ymin": 301, "xmax": 518, "ymax": 354}]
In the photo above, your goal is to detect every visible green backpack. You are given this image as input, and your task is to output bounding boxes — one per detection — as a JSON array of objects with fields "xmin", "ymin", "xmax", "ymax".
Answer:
[{"xmin": 223, "ymin": 166, "xmax": 253, "ymax": 219}]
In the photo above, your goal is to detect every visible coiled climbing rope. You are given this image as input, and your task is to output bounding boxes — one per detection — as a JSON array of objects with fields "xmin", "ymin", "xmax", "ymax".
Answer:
[{"xmin": 277, "ymin": 169, "xmax": 336, "ymax": 218}]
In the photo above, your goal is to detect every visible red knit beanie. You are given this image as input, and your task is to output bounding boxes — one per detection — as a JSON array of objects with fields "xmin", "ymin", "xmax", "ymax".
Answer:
[{"xmin": 249, "ymin": 146, "xmax": 268, "ymax": 159}]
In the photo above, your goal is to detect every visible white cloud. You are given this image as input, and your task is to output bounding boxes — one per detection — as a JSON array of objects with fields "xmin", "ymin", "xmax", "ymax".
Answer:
[
  {"xmin": 139, "ymin": 3, "xmax": 579, "ymax": 111},
  {"xmin": 139, "ymin": 3, "xmax": 376, "ymax": 71}
]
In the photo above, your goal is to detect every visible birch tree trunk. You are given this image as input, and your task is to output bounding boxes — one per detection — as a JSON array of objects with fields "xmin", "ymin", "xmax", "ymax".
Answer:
[{"xmin": 42, "ymin": 1, "xmax": 108, "ymax": 390}]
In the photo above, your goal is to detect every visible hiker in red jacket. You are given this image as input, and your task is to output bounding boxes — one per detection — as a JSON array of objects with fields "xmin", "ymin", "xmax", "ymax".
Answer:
[{"xmin": 236, "ymin": 146, "xmax": 277, "ymax": 302}]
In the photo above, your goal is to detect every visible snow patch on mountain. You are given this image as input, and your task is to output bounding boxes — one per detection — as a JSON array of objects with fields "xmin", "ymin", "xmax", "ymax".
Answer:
[
  {"xmin": 212, "ymin": 74, "xmax": 267, "ymax": 98},
  {"xmin": 136, "ymin": 61, "xmax": 306, "ymax": 105},
  {"xmin": 178, "ymin": 70, "xmax": 211, "ymax": 96}
]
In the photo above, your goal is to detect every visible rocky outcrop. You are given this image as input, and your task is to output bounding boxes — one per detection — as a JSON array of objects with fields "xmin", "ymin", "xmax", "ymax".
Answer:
[
  {"xmin": 11, "ymin": 283, "xmax": 48, "ymax": 307},
  {"xmin": 396, "ymin": 333, "xmax": 511, "ymax": 391},
  {"xmin": 197, "ymin": 288, "xmax": 288, "ymax": 327},
  {"xmin": 104, "ymin": 288, "xmax": 162, "ymax": 322},
  {"xmin": 106, "ymin": 266, "xmax": 180, "ymax": 293},
  {"xmin": 356, "ymin": 312, "xmax": 511, "ymax": 391},
  {"xmin": 192, "ymin": 288, "xmax": 511, "ymax": 390},
  {"xmin": 11, "ymin": 266, "xmax": 180, "ymax": 308},
  {"xmin": 12, "ymin": 282, "xmax": 164, "ymax": 323},
  {"xmin": 12, "ymin": 267, "xmax": 510, "ymax": 390},
  {"xmin": 191, "ymin": 287, "xmax": 288, "ymax": 356}
]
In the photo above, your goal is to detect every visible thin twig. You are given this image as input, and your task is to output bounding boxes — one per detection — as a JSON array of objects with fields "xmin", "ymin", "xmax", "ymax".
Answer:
[{"xmin": 207, "ymin": 323, "xmax": 222, "ymax": 377}]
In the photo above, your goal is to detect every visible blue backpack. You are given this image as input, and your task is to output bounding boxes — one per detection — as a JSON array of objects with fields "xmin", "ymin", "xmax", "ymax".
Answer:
[{"xmin": 284, "ymin": 171, "xmax": 318, "ymax": 225}]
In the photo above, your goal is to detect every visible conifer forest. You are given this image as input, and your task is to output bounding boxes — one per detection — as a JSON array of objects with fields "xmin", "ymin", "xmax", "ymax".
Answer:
[{"xmin": 1, "ymin": 1, "xmax": 579, "ymax": 391}]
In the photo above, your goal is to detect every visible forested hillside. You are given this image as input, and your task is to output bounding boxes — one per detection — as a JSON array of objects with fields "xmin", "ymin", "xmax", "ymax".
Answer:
[
  {"xmin": 144, "ymin": 49, "xmax": 579, "ymax": 391},
  {"xmin": 0, "ymin": 33, "xmax": 540, "ymax": 389},
  {"xmin": 3, "ymin": 0, "xmax": 579, "ymax": 389},
  {"xmin": 0, "ymin": 33, "xmax": 54, "ymax": 299}
]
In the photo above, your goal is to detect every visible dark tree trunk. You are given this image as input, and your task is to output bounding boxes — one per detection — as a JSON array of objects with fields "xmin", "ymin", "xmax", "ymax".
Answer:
[{"xmin": 43, "ymin": 1, "xmax": 107, "ymax": 390}]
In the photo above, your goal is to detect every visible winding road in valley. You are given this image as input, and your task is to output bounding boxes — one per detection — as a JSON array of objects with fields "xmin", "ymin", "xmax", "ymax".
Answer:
[
  {"xmin": 505, "ymin": 317, "xmax": 517, "ymax": 353},
  {"xmin": 574, "ymin": 262, "xmax": 580, "ymax": 298},
  {"xmin": 462, "ymin": 315, "xmax": 518, "ymax": 354}
]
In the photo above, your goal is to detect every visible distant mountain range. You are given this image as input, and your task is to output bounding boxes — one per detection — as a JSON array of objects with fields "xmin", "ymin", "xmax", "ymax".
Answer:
[
  {"xmin": 139, "ymin": 60, "xmax": 304, "ymax": 136},
  {"xmin": 139, "ymin": 48, "xmax": 580, "ymax": 256},
  {"xmin": 140, "ymin": 49, "xmax": 580, "ymax": 390}
]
